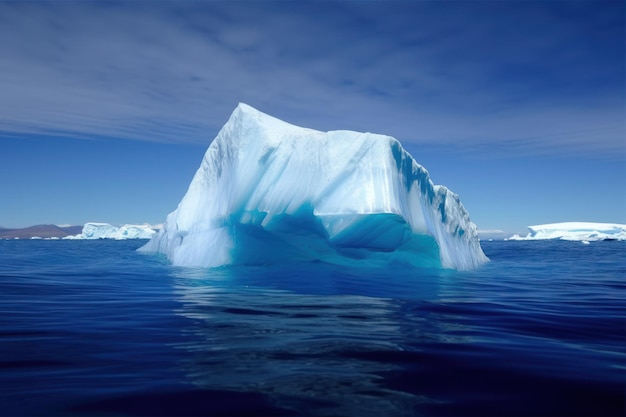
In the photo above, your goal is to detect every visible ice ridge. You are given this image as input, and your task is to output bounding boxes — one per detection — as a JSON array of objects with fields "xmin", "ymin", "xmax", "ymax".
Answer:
[
  {"xmin": 508, "ymin": 222, "xmax": 626, "ymax": 242},
  {"xmin": 65, "ymin": 222, "xmax": 156, "ymax": 240}
]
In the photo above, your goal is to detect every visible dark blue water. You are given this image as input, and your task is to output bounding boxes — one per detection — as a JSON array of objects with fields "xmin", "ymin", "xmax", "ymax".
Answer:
[{"xmin": 0, "ymin": 239, "xmax": 624, "ymax": 416}]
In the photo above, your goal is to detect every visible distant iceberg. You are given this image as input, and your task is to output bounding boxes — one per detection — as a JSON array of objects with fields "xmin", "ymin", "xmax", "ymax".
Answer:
[
  {"xmin": 140, "ymin": 103, "xmax": 488, "ymax": 270},
  {"xmin": 508, "ymin": 222, "xmax": 626, "ymax": 242},
  {"xmin": 65, "ymin": 222, "xmax": 156, "ymax": 240}
]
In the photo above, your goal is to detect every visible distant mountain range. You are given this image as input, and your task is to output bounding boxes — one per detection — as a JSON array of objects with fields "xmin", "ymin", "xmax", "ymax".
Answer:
[{"xmin": 0, "ymin": 224, "xmax": 83, "ymax": 239}]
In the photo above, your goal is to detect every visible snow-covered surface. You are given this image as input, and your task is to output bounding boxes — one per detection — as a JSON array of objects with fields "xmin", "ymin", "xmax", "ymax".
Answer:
[
  {"xmin": 508, "ymin": 222, "xmax": 626, "ymax": 242},
  {"xmin": 65, "ymin": 222, "xmax": 156, "ymax": 240},
  {"xmin": 140, "ymin": 103, "xmax": 488, "ymax": 270}
]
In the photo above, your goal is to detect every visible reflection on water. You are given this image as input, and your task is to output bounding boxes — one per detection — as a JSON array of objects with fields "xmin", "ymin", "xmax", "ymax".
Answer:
[{"xmin": 170, "ymin": 264, "xmax": 455, "ymax": 416}]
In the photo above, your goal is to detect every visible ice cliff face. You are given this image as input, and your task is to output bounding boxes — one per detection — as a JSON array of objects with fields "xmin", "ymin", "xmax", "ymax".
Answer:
[
  {"xmin": 140, "ymin": 103, "xmax": 488, "ymax": 270},
  {"xmin": 65, "ymin": 222, "xmax": 156, "ymax": 240}
]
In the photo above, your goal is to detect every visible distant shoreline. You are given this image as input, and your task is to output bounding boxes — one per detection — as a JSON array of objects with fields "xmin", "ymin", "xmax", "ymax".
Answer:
[{"xmin": 0, "ymin": 224, "xmax": 82, "ymax": 239}]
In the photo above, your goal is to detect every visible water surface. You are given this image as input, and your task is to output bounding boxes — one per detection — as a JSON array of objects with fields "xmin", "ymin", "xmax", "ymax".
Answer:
[{"xmin": 0, "ymin": 239, "xmax": 623, "ymax": 416}]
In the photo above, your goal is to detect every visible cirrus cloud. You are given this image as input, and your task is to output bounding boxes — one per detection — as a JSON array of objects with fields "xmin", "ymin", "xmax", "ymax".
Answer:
[{"xmin": 0, "ymin": 1, "xmax": 623, "ymax": 157}]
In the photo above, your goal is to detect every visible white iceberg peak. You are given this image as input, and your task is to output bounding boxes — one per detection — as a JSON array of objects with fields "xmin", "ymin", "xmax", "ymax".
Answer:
[
  {"xmin": 140, "ymin": 103, "xmax": 488, "ymax": 270},
  {"xmin": 232, "ymin": 102, "xmax": 319, "ymax": 136}
]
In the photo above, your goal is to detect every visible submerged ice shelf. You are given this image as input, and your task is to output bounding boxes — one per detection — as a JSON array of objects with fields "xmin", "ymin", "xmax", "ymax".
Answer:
[{"xmin": 140, "ymin": 103, "xmax": 488, "ymax": 270}]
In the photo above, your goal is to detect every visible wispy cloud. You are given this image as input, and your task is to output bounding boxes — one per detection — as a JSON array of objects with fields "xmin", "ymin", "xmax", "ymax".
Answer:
[{"xmin": 0, "ymin": 1, "xmax": 623, "ymax": 156}]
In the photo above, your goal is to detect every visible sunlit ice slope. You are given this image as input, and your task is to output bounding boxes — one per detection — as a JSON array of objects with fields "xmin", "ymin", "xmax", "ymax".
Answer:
[{"xmin": 140, "ymin": 103, "xmax": 488, "ymax": 270}]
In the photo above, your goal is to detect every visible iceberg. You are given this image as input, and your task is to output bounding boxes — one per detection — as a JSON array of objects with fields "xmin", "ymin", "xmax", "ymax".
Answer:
[
  {"xmin": 140, "ymin": 103, "xmax": 488, "ymax": 270},
  {"xmin": 508, "ymin": 222, "xmax": 626, "ymax": 242},
  {"xmin": 65, "ymin": 222, "xmax": 156, "ymax": 240}
]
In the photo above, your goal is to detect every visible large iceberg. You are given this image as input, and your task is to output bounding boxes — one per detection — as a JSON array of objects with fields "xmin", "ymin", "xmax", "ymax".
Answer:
[
  {"xmin": 508, "ymin": 222, "xmax": 626, "ymax": 242},
  {"xmin": 65, "ymin": 222, "xmax": 156, "ymax": 240},
  {"xmin": 140, "ymin": 103, "xmax": 488, "ymax": 270}
]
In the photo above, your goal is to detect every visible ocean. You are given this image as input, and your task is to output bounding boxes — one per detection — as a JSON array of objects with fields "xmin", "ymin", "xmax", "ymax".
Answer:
[{"xmin": 0, "ymin": 239, "xmax": 623, "ymax": 416}]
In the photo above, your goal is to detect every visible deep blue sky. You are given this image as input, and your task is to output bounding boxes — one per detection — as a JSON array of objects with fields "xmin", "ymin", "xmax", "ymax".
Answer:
[{"xmin": 0, "ymin": 1, "xmax": 624, "ymax": 235}]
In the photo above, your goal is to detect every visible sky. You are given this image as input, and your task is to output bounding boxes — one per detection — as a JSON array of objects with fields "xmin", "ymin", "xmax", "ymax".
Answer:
[{"xmin": 0, "ymin": 1, "xmax": 624, "ymax": 235}]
